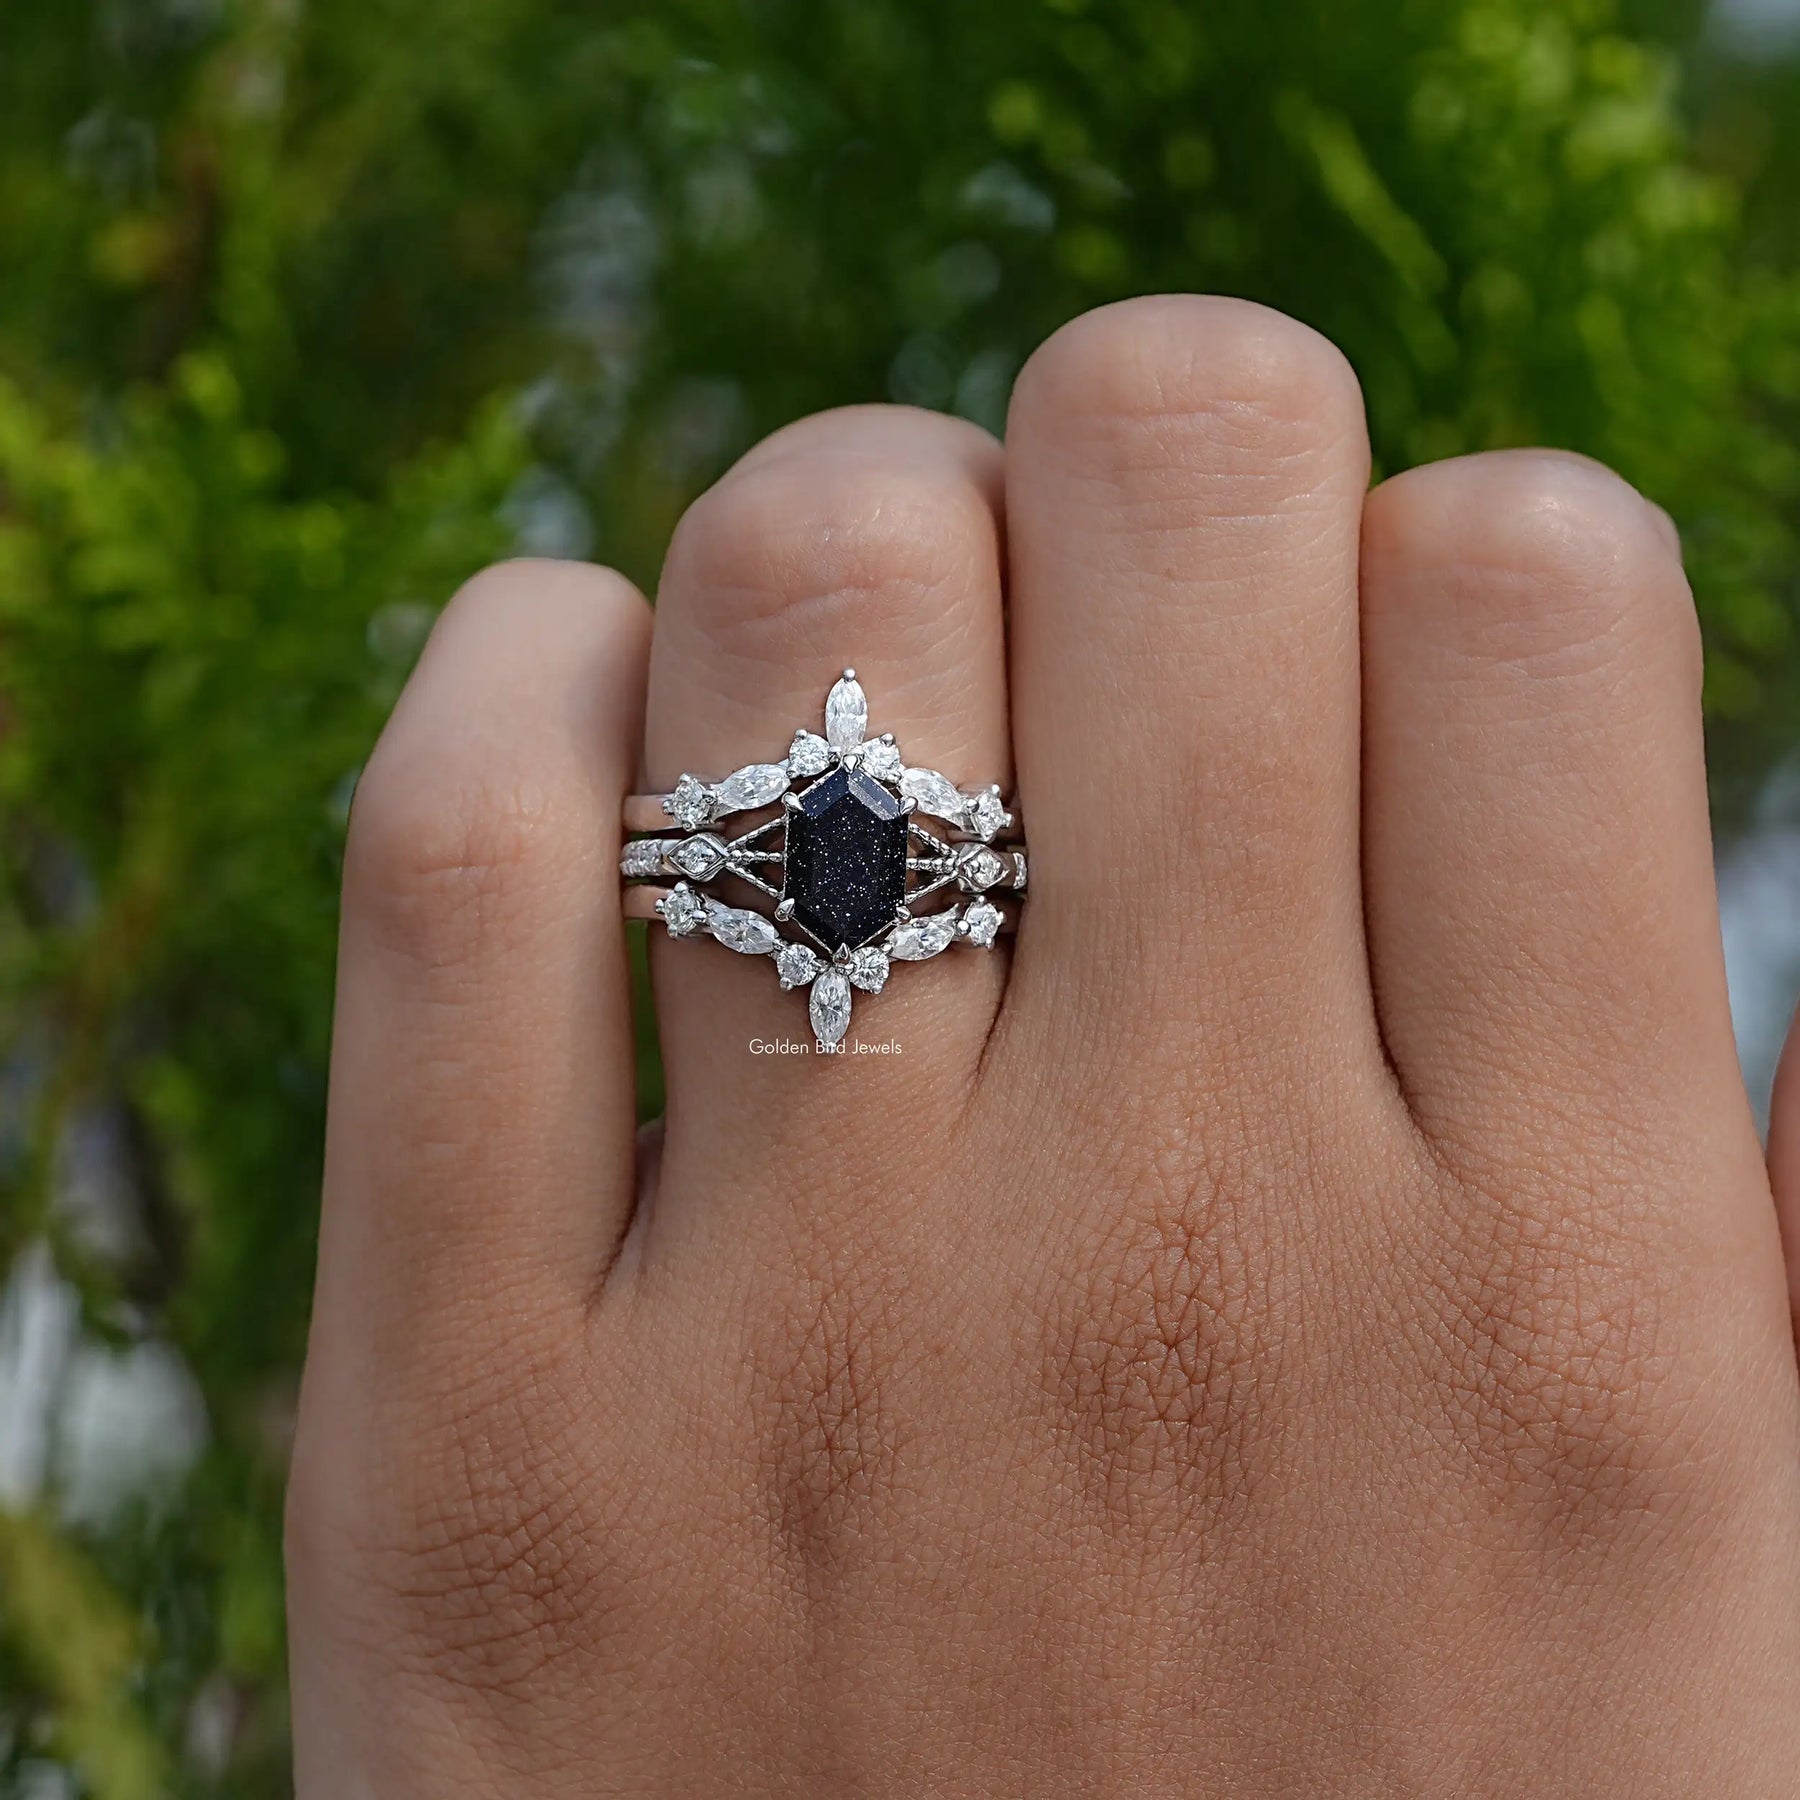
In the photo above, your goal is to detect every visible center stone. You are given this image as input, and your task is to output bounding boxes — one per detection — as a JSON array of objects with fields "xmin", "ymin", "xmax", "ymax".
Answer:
[{"xmin": 782, "ymin": 765, "xmax": 909, "ymax": 952}]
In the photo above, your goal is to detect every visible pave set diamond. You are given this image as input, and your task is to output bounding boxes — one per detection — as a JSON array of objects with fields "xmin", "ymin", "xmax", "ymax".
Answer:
[{"xmin": 621, "ymin": 670, "xmax": 1026, "ymax": 1047}]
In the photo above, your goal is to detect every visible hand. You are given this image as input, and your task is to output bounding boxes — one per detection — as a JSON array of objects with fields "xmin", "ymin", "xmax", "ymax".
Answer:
[{"xmin": 287, "ymin": 297, "xmax": 1800, "ymax": 1796}]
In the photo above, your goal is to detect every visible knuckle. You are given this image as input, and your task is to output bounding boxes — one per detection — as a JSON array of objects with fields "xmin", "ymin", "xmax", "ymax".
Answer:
[
  {"xmin": 1012, "ymin": 294, "xmax": 1366, "ymax": 474},
  {"xmin": 439, "ymin": 556, "xmax": 645, "ymax": 639},
  {"xmin": 746, "ymin": 1253, "xmax": 904, "ymax": 1575},
  {"xmin": 1408, "ymin": 1168, "xmax": 1711, "ymax": 1543},
  {"xmin": 1043, "ymin": 1146, "xmax": 1281, "ymax": 1538},
  {"xmin": 663, "ymin": 449, "xmax": 999, "ymax": 657},
  {"xmin": 298, "ymin": 1356, "xmax": 623, "ymax": 1700},
  {"xmin": 1367, "ymin": 450, "xmax": 1700, "ymax": 683},
  {"xmin": 345, "ymin": 739, "xmax": 599, "ymax": 971}
]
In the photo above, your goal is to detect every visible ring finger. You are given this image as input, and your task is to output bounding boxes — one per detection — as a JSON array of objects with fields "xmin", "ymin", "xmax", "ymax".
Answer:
[{"xmin": 640, "ymin": 405, "xmax": 1010, "ymax": 1251}]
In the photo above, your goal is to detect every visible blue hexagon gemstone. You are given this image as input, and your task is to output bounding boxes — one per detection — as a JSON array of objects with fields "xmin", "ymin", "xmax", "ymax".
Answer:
[{"xmin": 782, "ymin": 765, "xmax": 908, "ymax": 952}]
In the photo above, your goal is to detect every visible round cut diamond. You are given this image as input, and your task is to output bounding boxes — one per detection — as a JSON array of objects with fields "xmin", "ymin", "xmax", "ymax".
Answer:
[
  {"xmin": 845, "ymin": 946, "xmax": 890, "ymax": 993},
  {"xmin": 859, "ymin": 737, "xmax": 902, "ymax": 782},
  {"xmin": 963, "ymin": 899, "xmax": 1003, "ymax": 947},
  {"xmin": 657, "ymin": 884, "xmax": 707, "ymax": 936},
  {"xmin": 620, "ymin": 839, "xmax": 667, "ymax": 878},
  {"xmin": 670, "ymin": 833, "xmax": 728, "ymax": 880},
  {"xmin": 776, "ymin": 941, "xmax": 824, "ymax": 990},
  {"xmin": 665, "ymin": 773, "xmax": 714, "ymax": 830},
  {"xmin": 787, "ymin": 730, "xmax": 832, "ymax": 778},
  {"xmin": 965, "ymin": 788, "xmax": 1009, "ymax": 841}
]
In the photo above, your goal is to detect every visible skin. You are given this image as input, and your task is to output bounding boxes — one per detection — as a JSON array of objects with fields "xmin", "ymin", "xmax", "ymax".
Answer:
[{"xmin": 287, "ymin": 296, "xmax": 1800, "ymax": 1797}]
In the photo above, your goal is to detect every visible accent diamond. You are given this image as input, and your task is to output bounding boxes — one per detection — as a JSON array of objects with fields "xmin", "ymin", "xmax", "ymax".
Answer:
[
  {"xmin": 899, "ymin": 766, "xmax": 964, "ymax": 823},
  {"xmin": 845, "ymin": 946, "xmax": 890, "ymax": 993},
  {"xmin": 665, "ymin": 774, "xmax": 714, "ymax": 830},
  {"xmin": 810, "ymin": 967, "xmax": 852, "ymax": 1047},
  {"xmin": 787, "ymin": 730, "xmax": 832, "ymax": 778},
  {"xmin": 859, "ymin": 736, "xmax": 902, "ymax": 782},
  {"xmin": 963, "ymin": 899, "xmax": 1003, "ymax": 947},
  {"xmin": 620, "ymin": 839, "xmax": 667, "ymax": 878},
  {"xmin": 704, "ymin": 897, "xmax": 780, "ymax": 955},
  {"xmin": 670, "ymin": 833, "xmax": 728, "ymax": 880},
  {"xmin": 956, "ymin": 844, "xmax": 1008, "ymax": 891},
  {"xmin": 715, "ymin": 762, "xmax": 789, "ymax": 812},
  {"xmin": 824, "ymin": 671, "xmax": 868, "ymax": 750},
  {"xmin": 776, "ymin": 941, "xmax": 824, "ymax": 989},
  {"xmin": 888, "ymin": 907, "xmax": 960, "ymax": 960},
  {"xmin": 965, "ymin": 788, "xmax": 1010, "ymax": 841},
  {"xmin": 657, "ymin": 883, "xmax": 706, "ymax": 936}
]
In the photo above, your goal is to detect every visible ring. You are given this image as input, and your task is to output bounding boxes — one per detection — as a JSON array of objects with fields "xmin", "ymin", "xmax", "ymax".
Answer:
[{"xmin": 621, "ymin": 669, "xmax": 1027, "ymax": 1048}]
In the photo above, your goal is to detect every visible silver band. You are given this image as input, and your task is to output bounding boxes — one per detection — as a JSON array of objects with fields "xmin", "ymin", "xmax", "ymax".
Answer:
[{"xmin": 621, "ymin": 668, "xmax": 1026, "ymax": 1048}]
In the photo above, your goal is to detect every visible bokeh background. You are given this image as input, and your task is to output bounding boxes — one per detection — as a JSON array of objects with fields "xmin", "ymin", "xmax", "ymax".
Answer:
[{"xmin": 1, "ymin": 0, "xmax": 1798, "ymax": 1793}]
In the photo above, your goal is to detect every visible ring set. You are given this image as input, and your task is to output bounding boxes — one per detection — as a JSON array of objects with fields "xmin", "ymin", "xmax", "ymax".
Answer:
[{"xmin": 621, "ymin": 670, "xmax": 1027, "ymax": 1047}]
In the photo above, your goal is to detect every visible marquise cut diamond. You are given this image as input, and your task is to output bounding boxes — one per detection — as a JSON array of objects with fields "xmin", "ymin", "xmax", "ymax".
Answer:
[
  {"xmin": 899, "ymin": 766, "xmax": 963, "ymax": 821},
  {"xmin": 810, "ymin": 967, "xmax": 853, "ymax": 1047},
  {"xmin": 715, "ymin": 762, "xmax": 789, "ymax": 811},
  {"xmin": 888, "ymin": 907, "xmax": 959, "ymax": 961},
  {"xmin": 824, "ymin": 672, "xmax": 868, "ymax": 750},
  {"xmin": 704, "ymin": 897, "xmax": 780, "ymax": 955}
]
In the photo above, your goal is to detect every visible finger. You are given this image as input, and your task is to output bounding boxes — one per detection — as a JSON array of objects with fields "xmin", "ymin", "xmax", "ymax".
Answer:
[
  {"xmin": 641, "ymin": 406, "xmax": 1008, "ymax": 1233},
  {"xmin": 1359, "ymin": 451, "xmax": 1765, "ymax": 1183},
  {"xmin": 319, "ymin": 559, "xmax": 650, "ymax": 1383},
  {"xmin": 1770, "ymin": 1005, "xmax": 1800, "ymax": 1345},
  {"xmin": 999, "ymin": 296, "xmax": 1381, "ymax": 1116}
]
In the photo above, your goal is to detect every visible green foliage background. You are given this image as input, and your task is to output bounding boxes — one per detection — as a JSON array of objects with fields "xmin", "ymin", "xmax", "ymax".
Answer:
[{"xmin": 0, "ymin": 1, "xmax": 1795, "ymax": 1793}]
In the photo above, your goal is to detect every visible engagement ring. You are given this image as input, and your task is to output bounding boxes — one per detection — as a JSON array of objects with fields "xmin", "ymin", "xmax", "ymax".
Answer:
[{"xmin": 621, "ymin": 670, "xmax": 1026, "ymax": 1048}]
